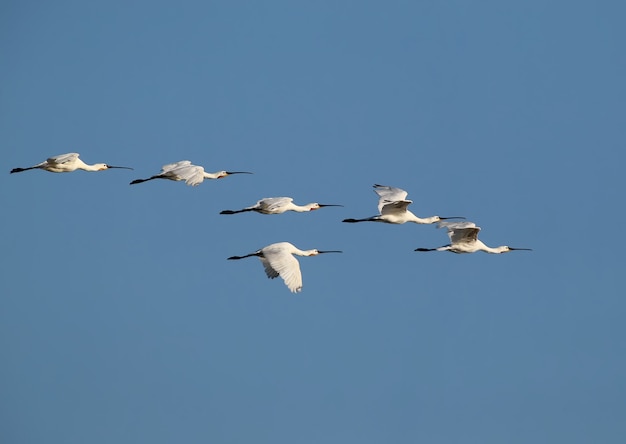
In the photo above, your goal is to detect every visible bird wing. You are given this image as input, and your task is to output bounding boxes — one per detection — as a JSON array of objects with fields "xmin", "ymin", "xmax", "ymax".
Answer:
[
  {"xmin": 437, "ymin": 221, "xmax": 477, "ymax": 230},
  {"xmin": 437, "ymin": 221, "xmax": 480, "ymax": 244},
  {"xmin": 380, "ymin": 199, "xmax": 412, "ymax": 216},
  {"xmin": 373, "ymin": 185, "xmax": 408, "ymax": 213},
  {"xmin": 448, "ymin": 225, "xmax": 481, "ymax": 244},
  {"xmin": 47, "ymin": 153, "xmax": 79, "ymax": 165},
  {"xmin": 172, "ymin": 165, "xmax": 204, "ymax": 186},
  {"xmin": 259, "ymin": 197, "xmax": 292, "ymax": 211},
  {"xmin": 161, "ymin": 160, "xmax": 192, "ymax": 172},
  {"xmin": 259, "ymin": 257, "xmax": 280, "ymax": 279},
  {"xmin": 262, "ymin": 246, "xmax": 303, "ymax": 293}
]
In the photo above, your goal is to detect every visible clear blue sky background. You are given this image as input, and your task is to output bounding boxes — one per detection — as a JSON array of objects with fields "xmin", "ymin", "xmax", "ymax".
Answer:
[{"xmin": 1, "ymin": 1, "xmax": 624, "ymax": 443}]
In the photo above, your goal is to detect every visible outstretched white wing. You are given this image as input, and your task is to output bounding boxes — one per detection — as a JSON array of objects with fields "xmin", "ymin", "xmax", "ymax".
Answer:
[
  {"xmin": 261, "ymin": 245, "xmax": 303, "ymax": 293},
  {"xmin": 437, "ymin": 221, "xmax": 477, "ymax": 230},
  {"xmin": 259, "ymin": 258, "xmax": 280, "ymax": 279},
  {"xmin": 169, "ymin": 164, "xmax": 204, "ymax": 186},
  {"xmin": 47, "ymin": 153, "xmax": 79, "ymax": 165},
  {"xmin": 161, "ymin": 160, "xmax": 192, "ymax": 173},
  {"xmin": 258, "ymin": 197, "xmax": 293, "ymax": 212},
  {"xmin": 380, "ymin": 199, "xmax": 412, "ymax": 216},
  {"xmin": 438, "ymin": 221, "xmax": 480, "ymax": 244},
  {"xmin": 373, "ymin": 184, "xmax": 409, "ymax": 213}
]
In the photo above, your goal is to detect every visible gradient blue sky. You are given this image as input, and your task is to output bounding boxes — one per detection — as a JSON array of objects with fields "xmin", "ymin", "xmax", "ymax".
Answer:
[{"xmin": 1, "ymin": 1, "xmax": 625, "ymax": 443}]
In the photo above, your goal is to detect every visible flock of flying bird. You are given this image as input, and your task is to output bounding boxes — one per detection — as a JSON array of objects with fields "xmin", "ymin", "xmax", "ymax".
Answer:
[{"xmin": 10, "ymin": 153, "xmax": 532, "ymax": 293}]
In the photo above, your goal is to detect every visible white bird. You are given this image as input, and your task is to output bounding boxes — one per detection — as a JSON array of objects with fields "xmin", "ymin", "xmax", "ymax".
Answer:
[
  {"xmin": 130, "ymin": 160, "xmax": 252, "ymax": 186},
  {"xmin": 343, "ymin": 184, "xmax": 464, "ymax": 225},
  {"xmin": 227, "ymin": 242, "xmax": 342, "ymax": 293},
  {"xmin": 10, "ymin": 152, "xmax": 133, "ymax": 174},
  {"xmin": 415, "ymin": 221, "xmax": 532, "ymax": 254},
  {"xmin": 220, "ymin": 197, "xmax": 342, "ymax": 215}
]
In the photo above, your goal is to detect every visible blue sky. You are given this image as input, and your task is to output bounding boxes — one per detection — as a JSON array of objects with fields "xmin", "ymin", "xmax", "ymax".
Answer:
[{"xmin": 1, "ymin": 1, "xmax": 624, "ymax": 443}]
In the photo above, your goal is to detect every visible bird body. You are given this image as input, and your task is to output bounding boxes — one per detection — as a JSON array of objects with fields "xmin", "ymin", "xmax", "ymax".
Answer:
[
  {"xmin": 130, "ymin": 160, "xmax": 251, "ymax": 186},
  {"xmin": 343, "ymin": 184, "xmax": 463, "ymax": 224},
  {"xmin": 10, "ymin": 153, "xmax": 133, "ymax": 174},
  {"xmin": 415, "ymin": 221, "xmax": 532, "ymax": 254},
  {"xmin": 220, "ymin": 197, "xmax": 342, "ymax": 215},
  {"xmin": 227, "ymin": 242, "xmax": 342, "ymax": 293}
]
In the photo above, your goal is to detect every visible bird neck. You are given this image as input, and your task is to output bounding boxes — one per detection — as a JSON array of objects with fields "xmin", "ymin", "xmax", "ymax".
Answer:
[
  {"xmin": 484, "ymin": 245, "xmax": 508, "ymax": 254},
  {"xmin": 294, "ymin": 203, "xmax": 317, "ymax": 212},
  {"xmin": 409, "ymin": 214, "xmax": 438, "ymax": 224},
  {"xmin": 294, "ymin": 248, "xmax": 317, "ymax": 257},
  {"xmin": 83, "ymin": 163, "xmax": 104, "ymax": 172},
  {"xmin": 203, "ymin": 172, "xmax": 219, "ymax": 179}
]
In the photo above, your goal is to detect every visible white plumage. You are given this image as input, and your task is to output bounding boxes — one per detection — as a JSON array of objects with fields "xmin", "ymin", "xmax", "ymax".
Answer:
[
  {"xmin": 343, "ymin": 184, "xmax": 464, "ymax": 225},
  {"xmin": 220, "ymin": 197, "xmax": 342, "ymax": 215},
  {"xmin": 415, "ymin": 221, "xmax": 532, "ymax": 254},
  {"xmin": 130, "ymin": 160, "xmax": 251, "ymax": 186},
  {"xmin": 228, "ymin": 242, "xmax": 342, "ymax": 293},
  {"xmin": 10, "ymin": 152, "xmax": 133, "ymax": 174}
]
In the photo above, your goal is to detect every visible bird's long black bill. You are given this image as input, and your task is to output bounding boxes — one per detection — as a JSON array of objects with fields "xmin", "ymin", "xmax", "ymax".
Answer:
[
  {"xmin": 226, "ymin": 171, "xmax": 253, "ymax": 175},
  {"xmin": 414, "ymin": 248, "xmax": 437, "ymax": 252},
  {"xmin": 318, "ymin": 204, "xmax": 343, "ymax": 208},
  {"xmin": 439, "ymin": 216, "xmax": 466, "ymax": 220},
  {"xmin": 317, "ymin": 250, "xmax": 343, "ymax": 254},
  {"xmin": 509, "ymin": 248, "xmax": 533, "ymax": 251},
  {"xmin": 108, "ymin": 165, "xmax": 134, "ymax": 170}
]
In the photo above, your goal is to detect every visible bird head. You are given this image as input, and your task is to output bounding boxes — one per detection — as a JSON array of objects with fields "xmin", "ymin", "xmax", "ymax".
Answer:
[
  {"xmin": 505, "ymin": 246, "xmax": 533, "ymax": 253},
  {"xmin": 308, "ymin": 203, "xmax": 343, "ymax": 211},
  {"xmin": 438, "ymin": 216, "xmax": 466, "ymax": 221},
  {"xmin": 311, "ymin": 249, "xmax": 343, "ymax": 256},
  {"xmin": 219, "ymin": 171, "xmax": 253, "ymax": 178},
  {"xmin": 99, "ymin": 163, "xmax": 133, "ymax": 171}
]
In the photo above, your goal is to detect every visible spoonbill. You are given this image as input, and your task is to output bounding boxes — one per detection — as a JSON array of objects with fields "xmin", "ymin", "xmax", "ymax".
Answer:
[
  {"xmin": 343, "ymin": 184, "xmax": 464, "ymax": 224},
  {"xmin": 10, "ymin": 153, "xmax": 133, "ymax": 174},
  {"xmin": 415, "ymin": 221, "xmax": 532, "ymax": 254},
  {"xmin": 220, "ymin": 197, "xmax": 342, "ymax": 215},
  {"xmin": 227, "ymin": 242, "xmax": 342, "ymax": 293},
  {"xmin": 130, "ymin": 160, "xmax": 252, "ymax": 186}
]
